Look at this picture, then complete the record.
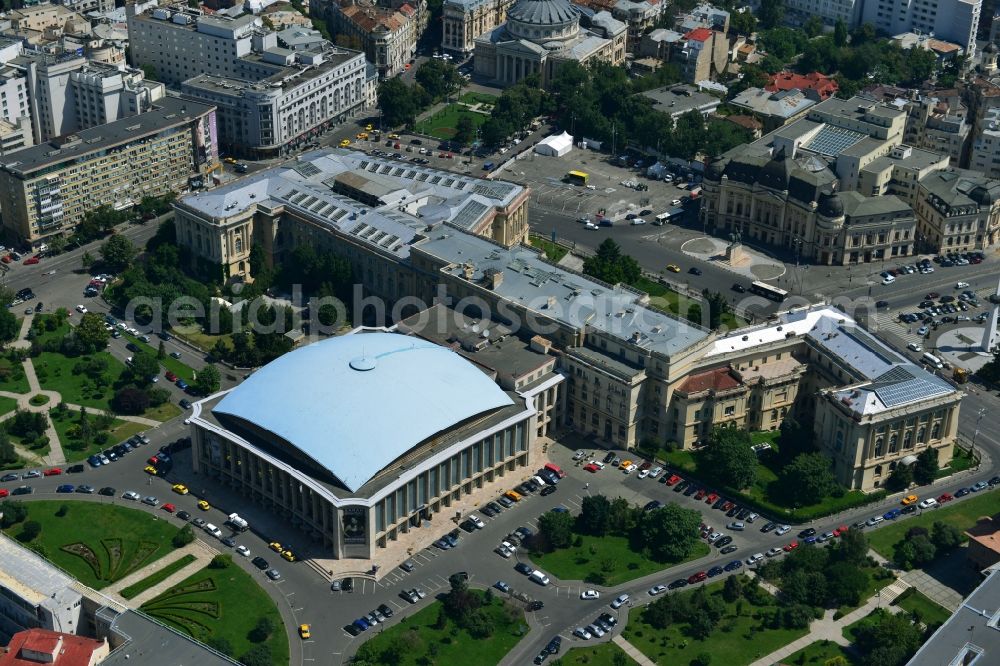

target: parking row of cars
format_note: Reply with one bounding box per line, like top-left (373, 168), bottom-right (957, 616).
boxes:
top-left (87, 432), bottom-right (152, 468)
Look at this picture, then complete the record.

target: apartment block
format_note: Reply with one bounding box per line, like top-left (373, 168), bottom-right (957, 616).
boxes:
top-left (0, 117), bottom-right (33, 156)
top-left (327, 0), bottom-right (421, 79)
top-left (914, 168), bottom-right (1000, 252)
top-left (0, 97), bottom-right (218, 247)
top-left (0, 536), bottom-right (83, 643)
top-left (861, 0), bottom-right (982, 56)
top-left (903, 92), bottom-right (970, 166)
top-left (442, 0), bottom-right (515, 54)
top-left (573, 0), bottom-right (662, 53)
top-left (970, 106), bottom-right (1000, 177)
top-left (127, 5), bottom-right (367, 157)
top-left (784, 0), bottom-right (862, 26)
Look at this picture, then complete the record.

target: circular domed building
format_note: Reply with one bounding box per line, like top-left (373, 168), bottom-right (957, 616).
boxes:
top-left (474, 0), bottom-right (626, 86)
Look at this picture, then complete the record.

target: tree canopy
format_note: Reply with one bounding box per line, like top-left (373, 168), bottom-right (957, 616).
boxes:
top-left (637, 504), bottom-right (702, 562)
top-left (779, 453), bottom-right (839, 506)
top-left (583, 239), bottom-right (642, 286)
top-left (699, 427), bottom-right (757, 490)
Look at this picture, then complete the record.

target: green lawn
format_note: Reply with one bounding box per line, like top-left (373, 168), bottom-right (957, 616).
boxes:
top-left (142, 564), bottom-right (288, 666)
top-left (459, 91), bottom-right (497, 106)
top-left (121, 553), bottom-right (196, 600)
top-left (0, 356), bottom-right (30, 393)
top-left (353, 591), bottom-right (525, 666)
top-left (31, 316), bottom-right (70, 347)
top-left (893, 588), bottom-right (951, 632)
top-left (633, 277), bottom-right (743, 330)
top-left (415, 103), bottom-right (488, 140)
top-left (33, 351), bottom-right (123, 409)
top-left (0, 395), bottom-right (19, 417)
top-left (171, 324), bottom-right (232, 355)
top-left (843, 607), bottom-right (889, 643)
top-left (938, 446), bottom-right (975, 478)
top-left (50, 409), bottom-right (148, 462)
top-left (5, 501), bottom-right (181, 590)
top-left (867, 488), bottom-right (999, 559)
top-left (529, 234), bottom-right (569, 262)
top-left (123, 333), bottom-right (196, 381)
top-left (559, 642), bottom-right (639, 666)
top-left (531, 533), bottom-right (710, 586)
top-left (784, 639), bottom-right (858, 666)
top-left (144, 401), bottom-right (183, 422)
top-left (623, 579), bottom-right (809, 666)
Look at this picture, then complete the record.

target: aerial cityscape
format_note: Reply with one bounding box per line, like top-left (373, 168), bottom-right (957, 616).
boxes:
top-left (0, 0), bottom-right (1000, 664)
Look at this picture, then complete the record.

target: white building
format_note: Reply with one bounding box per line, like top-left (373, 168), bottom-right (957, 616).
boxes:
top-left (970, 106), bottom-right (1000, 178)
top-left (127, 4), bottom-right (367, 157)
top-left (442, 0), bottom-right (515, 54)
top-left (0, 535), bottom-right (83, 642)
top-left (784, 0), bottom-right (862, 26)
top-left (860, 0), bottom-right (982, 56)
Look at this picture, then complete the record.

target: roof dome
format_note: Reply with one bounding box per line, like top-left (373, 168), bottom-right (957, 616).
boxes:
top-left (213, 332), bottom-right (514, 493)
top-left (985, 41), bottom-right (999, 55)
top-left (969, 185), bottom-right (994, 205)
top-left (817, 191), bottom-right (844, 218)
top-left (507, 0), bottom-right (578, 26)
top-left (705, 160), bottom-right (725, 181)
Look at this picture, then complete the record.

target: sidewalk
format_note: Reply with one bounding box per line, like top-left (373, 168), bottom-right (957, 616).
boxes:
top-left (612, 635), bottom-right (656, 666)
top-left (746, 578), bottom-right (909, 666)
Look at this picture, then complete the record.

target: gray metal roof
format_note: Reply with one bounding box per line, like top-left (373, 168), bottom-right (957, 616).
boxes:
top-left (507, 0), bottom-right (579, 25)
top-left (909, 568), bottom-right (1000, 666)
top-left (101, 610), bottom-right (239, 666)
top-left (0, 535), bottom-right (78, 610)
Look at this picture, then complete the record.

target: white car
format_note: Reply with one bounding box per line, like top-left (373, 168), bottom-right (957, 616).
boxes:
top-left (585, 222), bottom-right (599, 230)
top-left (630, 218), bottom-right (646, 225)
top-left (588, 460), bottom-right (605, 469)
top-left (866, 515), bottom-right (885, 526)
top-left (882, 276), bottom-right (895, 285)
top-left (918, 498), bottom-right (938, 510)
top-left (956, 282), bottom-right (970, 289)
top-left (495, 545), bottom-right (513, 558)
top-left (610, 593), bottom-right (630, 609)
top-left (775, 525), bottom-right (791, 536)
top-left (589, 623), bottom-right (606, 638)
top-left (907, 343), bottom-right (923, 352)
top-left (707, 531), bottom-right (723, 543)
top-left (204, 523), bottom-right (223, 538)
top-left (671, 198), bottom-right (682, 206)
top-left (580, 589), bottom-right (600, 600)
top-left (727, 521), bottom-right (746, 531)
top-left (649, 467), bottom-right (663, 478)
top-left (637, 469), bottom-right (649, 479)
top-left (573, 450), bottom-right (587, 461)
top-left (648, 584), bottom-right (667, 596)
top-left (470, 515), bottom-right (485, 529)
top-left (766, 547), bottom-right (783, 557)
top-left (573, 627), bottom-right (592, 640)
top-left (235, 545), bottom-right (251, 557)
top-left (122, 491), bottom-right (140, 501)
top-left (75, 304), bottom-right (88, 313)
top-left (746, 553), bottom-right (764, 566)
top-left (501, 541), bottom-right (517, 553)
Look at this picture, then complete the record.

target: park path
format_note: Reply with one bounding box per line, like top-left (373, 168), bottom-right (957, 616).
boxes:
top-left (745, 577), bottom-right (910, 666)
top-left (612, 635), bottom-right (656, 666)
top-left (61, 403), bottom-right (160, 428)
top-left (103, 538), bottom-right (217, 607)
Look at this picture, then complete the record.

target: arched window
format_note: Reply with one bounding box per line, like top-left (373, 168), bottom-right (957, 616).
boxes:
top-left (234, 237), bottom-right (243, 254)
top-left (931, 423), bottom-right (941, 440)
top-left (889, 461), bottom-right (897, 472)
top-left (903, 432), bottom-right (912, 449)
top-left (873, 437), bottom-right (883, 457)
top-left (889, 435), bottom-right (898, 453)
top-left (874, 464), bottom-right (883, 477)
top-left (917, 427), bottom-right (926, 443)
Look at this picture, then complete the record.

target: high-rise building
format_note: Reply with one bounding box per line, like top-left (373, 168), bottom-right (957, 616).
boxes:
top-left (860, 0), bottom-right (982, 56)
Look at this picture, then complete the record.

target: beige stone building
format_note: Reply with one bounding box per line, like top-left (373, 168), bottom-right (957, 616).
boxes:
top-left (442, 0), bottom-right (515, 54)
top-left (0, 97), bottom-right (217, 248)
top-left (328, 0), bottom-right (422, 80)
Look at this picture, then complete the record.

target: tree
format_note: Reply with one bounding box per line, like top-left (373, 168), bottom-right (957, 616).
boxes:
top-left (129, 352), bottom-right (160, 384)
top-left (172, 524), bottom-right (195, 547)
top-left (913, 447), bottom-right (939, 485)
top-left (377, 78), bottom-right (430, 127)
top-left (825, 561), bottom-right (869, 607)
top-left (729, 10), bottom-right (757, 35)
top-left (239, 644), bottom-right (273, 666)
top-left (779, 453), bottom-right (838, 506)
top-left (112, 387), bottom-right (150, 415)
top-left (885, 464), bottom-right (914, 492)
top-left (582, 239), bottom-right (642, 286)
top-left (833, 19), bottom-right (848, 46)
top-left (75, 312), bottom-right (110, 351)
top-left (722, 573), bottom-right (743, 602)
top-left (538, 509), bottom-right (574, 549)
top-left (415, 59), bottom-right (462, 102)
top-left (0, 432), bottom-right (17, 465)
top-left (853, 611), bottom-right (923, 666)
top-left (700, 427), bottom-right (757, 490)
top-left (0, 501), bottom-right (27, 528)
top-left (830, 526), bottom-right (868, 566)
top-left (192, 365), bottom-right (221, 396)
top-left (209, 554), bottom-right (232, 569)
top-left (100, 234), bottom-right (137, 273)
top-left (804, 15), bottom-right (824, 37)
top-left (20, 520), bottom-right (41, 542)
top-left (248, 615), bottom-right (274, 642)
top-left (454, 115), bottom-right (476, 146)
top-left (692, 653), bottom-right (712, 666)
top-left (930, 521), bottom-right (963, 552)
top-left (894, 533), bottom-right (936, 569)
top-left (758, 0), bottom-right (785, 29)
top-left (636, 503), bottom-right (701, 562)
top-left (0, 308), bottom-right (17, 347)
top-left (702, 290), bottom-right (731, 329)
top-left (578, 494), bottom-right (612, 536)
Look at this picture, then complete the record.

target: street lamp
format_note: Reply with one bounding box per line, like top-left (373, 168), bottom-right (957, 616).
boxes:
top-left (972, 407), bottom-right (986, 466)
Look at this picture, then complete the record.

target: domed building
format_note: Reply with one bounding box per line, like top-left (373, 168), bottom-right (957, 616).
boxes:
top-left (474, 0), bottom-right (626, 85)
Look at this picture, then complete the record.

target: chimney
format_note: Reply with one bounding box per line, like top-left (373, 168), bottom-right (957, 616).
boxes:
top-left (462, 262), bottom-right (474, 280)
top-left (530, 335), bottom-right (552, 354)
top-left (487, 269), bottom-right (503, 289)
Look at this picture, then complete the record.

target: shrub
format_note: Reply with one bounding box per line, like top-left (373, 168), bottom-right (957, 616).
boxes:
top-left (20, 520), bottom-right (41, 542)
top-left (172, 525), bottom-right (195, 548)
top-left (55, 504), bottom-right (69, 518)
top-left (209, 554), bottom-right (232, 569)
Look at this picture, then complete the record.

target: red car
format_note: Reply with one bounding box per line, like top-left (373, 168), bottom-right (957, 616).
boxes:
top-left (0, 489), bottom-right (8, 498)
top-left (23, 257), bottom-right (39, 265)
top-left (937, 492), bottom-right (954, 503)
top-left (639, 461), bottom-right (652, 471)
top-left (161, 503), bottom-right (176, 513)
top-left (694, 489), bottom-right (706, 500)
top-left (583, 463), bottom-right (599, 473)
top-left (721, 501), bottom-right (736, 511)
top-left (705, 492), bottom-right (719, 505)
top-left (43, 468), bottom-right (62, 476)
top-left (1, 255), bottom-right (10, 263)
top-left (687, 571), bottom-right (707, 584)
top-left (165, 371), bottom-right (178, 382)
top-left (784, 541), bottom-right (799, 552)
top-left (666, 474), bottom-right (681, 486)
top-left (148, 456), bottom-right (161, 466)
top-left (833, 525), bottom-right (849, 537)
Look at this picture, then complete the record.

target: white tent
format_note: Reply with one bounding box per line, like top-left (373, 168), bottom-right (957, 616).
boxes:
top-left (534, 131), bottom-right (574, 157)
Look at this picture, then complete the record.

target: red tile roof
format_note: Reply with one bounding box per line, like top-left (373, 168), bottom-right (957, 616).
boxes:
top-left (677, 367), bottom-right (741, 394)
top-left (765, 71), bottom-right (839, 100)
top-left (684, 27), bottom-right (712, 42)
top-left (0, 630), bottom-right (107, 666)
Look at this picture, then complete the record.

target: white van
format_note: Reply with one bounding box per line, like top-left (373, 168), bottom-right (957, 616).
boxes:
top-left (529, 570), bottom-right (550, 586)
top-left (922, 352), bottom-right (944, 369)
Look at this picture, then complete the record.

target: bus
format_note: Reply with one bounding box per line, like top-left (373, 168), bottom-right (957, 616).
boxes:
top-left (749, 281), bottom-right (788, 302)
top-left (566, 170), bottom-right (589, 186)
top-left (654, 207), bottom-right (685, 226)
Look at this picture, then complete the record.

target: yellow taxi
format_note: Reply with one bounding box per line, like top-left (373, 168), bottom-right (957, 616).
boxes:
top-left (504, 490), bottom-right (522, 502)
top-left (298, 624), bottom-right (311, 639)
top-left (339, 139), bottom-right (351, 148)
top-left (365, 124), bottom-right (373, 131)
top-left (281, 549), bottom-right (297, 562)
top-left (269, 541), bottom-right (283, 553)
top-left (198, 500), bottom-right (211, 511)
top-left (901, 494), bottom-right (919, 506)
top-left (666, 264), bottom-right (681, 273)
top-left (172, 484), bottom-right (189, 495)
top-left (388, 133), bottom-right (400, 139)
top-left (224, 157), bottom-right (237, 164)
top-left (356, 132), bottom-right (369, 140)
top-left (144, 465), bottom-right (158, 475)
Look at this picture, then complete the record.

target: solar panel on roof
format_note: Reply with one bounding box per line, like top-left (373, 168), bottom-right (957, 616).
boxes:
top-left (292, 162), bottom-right (321, 178)
top-left (803, 125), bottom-right (867, 157)
top-left (874, 378), bottom-right (950, 407)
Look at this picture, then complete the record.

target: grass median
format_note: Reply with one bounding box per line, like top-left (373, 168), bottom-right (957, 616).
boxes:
top-left (893, 588), bottom-right (950, 632)
top-left (121, 553), bottom-right (196, 600)
top-left (866, 488), bottom-right (999, 559)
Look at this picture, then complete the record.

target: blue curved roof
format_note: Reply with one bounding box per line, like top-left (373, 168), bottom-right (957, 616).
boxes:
top-left (213, 332), bottom-right (514, 493)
